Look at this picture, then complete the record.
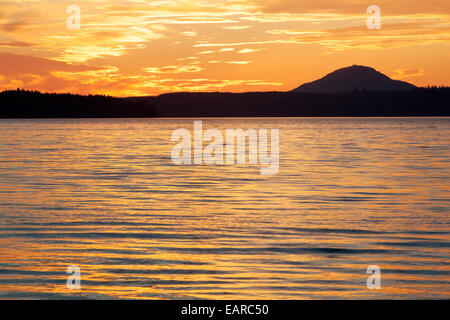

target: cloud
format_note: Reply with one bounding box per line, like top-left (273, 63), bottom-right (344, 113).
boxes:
top-left (144, 63), bottom-right (202, 74)
top-left (0, 53), bottom-right (101, 76)
top-left (268, 22), bottom-right (450, 50)
top-left (182, 31), bottom-right (197, 36)
top-left (1, 20), bottom-right (27, 32)
top-left (252, 0), bottom-right (450, 15)
top-left (238, 48), bottom-right (260, 53)
top-left (392, 68), bottom-right (425, 79)
top-left (0, 40), bottom-right (34, 47)
top-left (0, 52), bottom-right (117, 93)
top-left (208, 60), bottom-right (250, 64)
top-left (139, 78), bottom-right (284, 93)
top-left (194, 40), bottom-right (295, 47)
top-left (222, 25), bottom-right (252, 30)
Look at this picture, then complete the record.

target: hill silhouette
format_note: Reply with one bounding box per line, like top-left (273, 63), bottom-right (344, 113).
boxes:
top-left (293, 65), bottom-right (416, 93)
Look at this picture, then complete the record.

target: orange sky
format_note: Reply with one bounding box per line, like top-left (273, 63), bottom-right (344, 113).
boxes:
top-left (0, 0), bottom-right (449, 96)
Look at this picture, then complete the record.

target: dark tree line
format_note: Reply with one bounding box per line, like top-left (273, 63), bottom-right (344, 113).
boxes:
top-left (0, 87), bottom-right (449, 118)
top-left (0, 89), bottom-right (157, 118)
top-left (152, 87), bottom-right (450, 117)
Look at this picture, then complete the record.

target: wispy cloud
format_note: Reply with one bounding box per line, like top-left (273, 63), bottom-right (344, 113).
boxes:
top-left (144, 63), bottom-right (203, 74)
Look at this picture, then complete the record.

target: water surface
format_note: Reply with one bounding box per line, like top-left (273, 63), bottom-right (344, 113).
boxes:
top-left (0, 118), bottom-right (449, 299)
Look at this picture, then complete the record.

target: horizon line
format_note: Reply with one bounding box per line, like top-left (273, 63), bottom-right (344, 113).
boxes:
top-left (2, 86), bottom-right (450, 99)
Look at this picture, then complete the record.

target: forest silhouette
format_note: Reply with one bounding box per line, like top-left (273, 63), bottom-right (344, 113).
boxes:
top-left (0, 86), bottom-right (449, 118)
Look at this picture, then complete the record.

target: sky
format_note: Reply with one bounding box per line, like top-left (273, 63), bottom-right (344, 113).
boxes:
top-left (0, 0), bottom-right (449, 96)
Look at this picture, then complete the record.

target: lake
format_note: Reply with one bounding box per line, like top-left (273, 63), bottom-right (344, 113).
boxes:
top-left (0, 118), bottom-right (449, 299)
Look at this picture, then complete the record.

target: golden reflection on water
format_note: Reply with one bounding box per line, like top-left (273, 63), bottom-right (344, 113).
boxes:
top-left (0, 118), bottom-right (449, 299)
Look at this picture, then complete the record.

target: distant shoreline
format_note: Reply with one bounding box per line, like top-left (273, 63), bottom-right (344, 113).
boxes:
top-left (1, 88), bottom-right (449, 118)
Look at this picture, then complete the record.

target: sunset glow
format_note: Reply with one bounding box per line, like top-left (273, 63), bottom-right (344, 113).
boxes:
top-left (0, 0), bottom-right (449, 96)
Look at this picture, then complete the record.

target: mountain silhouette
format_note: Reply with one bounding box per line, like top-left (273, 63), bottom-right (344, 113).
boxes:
top-left (293, 65), bottom-right (416, 93)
